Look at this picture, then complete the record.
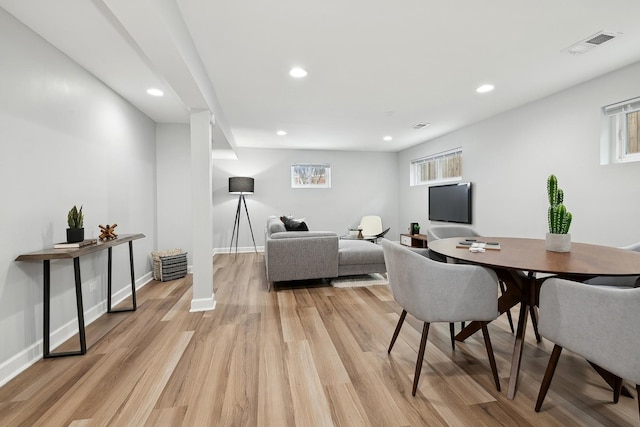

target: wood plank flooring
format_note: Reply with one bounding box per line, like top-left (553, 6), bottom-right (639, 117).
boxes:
top-left (0, 253), bottom-right (637, 426)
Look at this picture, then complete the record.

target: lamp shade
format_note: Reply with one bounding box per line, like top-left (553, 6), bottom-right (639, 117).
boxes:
top-left (229, 177), bottom-right (254, 194)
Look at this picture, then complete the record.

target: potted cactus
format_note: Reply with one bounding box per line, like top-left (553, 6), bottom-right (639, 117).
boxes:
top-left (66, 205), bottom-right (85, 243)
top-left (546, 175), bottom-right (572, 252)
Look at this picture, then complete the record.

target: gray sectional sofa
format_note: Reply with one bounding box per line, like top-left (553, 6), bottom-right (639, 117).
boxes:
top-left (265, 216), bottom-right (386, 289)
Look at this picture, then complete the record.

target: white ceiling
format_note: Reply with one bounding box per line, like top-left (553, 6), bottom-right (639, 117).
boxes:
top-left (3, 0), bottom-right (640, 152)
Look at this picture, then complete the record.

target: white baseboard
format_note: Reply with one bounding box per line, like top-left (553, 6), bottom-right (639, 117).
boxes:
top-left (0, 342), bottom-right (43, 389)
top-left (190, 295), bottom-right (216, 312)
top-left (213, 246), bottom-right (264, 254)
top-left (0, 272), bottom-right (153, 388)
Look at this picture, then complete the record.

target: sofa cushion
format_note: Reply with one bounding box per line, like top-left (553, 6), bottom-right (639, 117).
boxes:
top-left (338, 240), bottom-right (385, 266)
top-left (267, 218), bottom-right (286, 234)
top-left (280, 215), bottom-right (309, 231)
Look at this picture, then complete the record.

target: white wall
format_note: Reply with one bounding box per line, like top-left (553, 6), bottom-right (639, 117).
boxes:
top-left (155, 127), bottom-right (402, 256)
top-left (212, 148), bottom-right (400, 251)
top-left (0, 9), bottom-right (157, 385)
top-left (156, 124), bottom-right (192, 263)
top-left (398, 60), bottom-right (640, 246)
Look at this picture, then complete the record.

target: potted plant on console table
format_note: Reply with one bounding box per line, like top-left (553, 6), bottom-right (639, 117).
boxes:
top-left (546, 174), bottom-right (572, 252)
top-left (66, 205), bottom-right (84, 243)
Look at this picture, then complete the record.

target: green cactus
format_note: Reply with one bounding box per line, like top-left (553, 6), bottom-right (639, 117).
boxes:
top-left (547, 174), bottom-right (557, 206)
top-left (67, 205), bottom-right (84, 229)
top-left (546, 175), bottom-right (571, 234)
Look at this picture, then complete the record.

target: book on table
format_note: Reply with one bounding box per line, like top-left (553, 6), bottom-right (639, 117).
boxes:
top-left (455, 241), bottom-right (501, 250)
top-left (54, 239), bottom-right (98, 249)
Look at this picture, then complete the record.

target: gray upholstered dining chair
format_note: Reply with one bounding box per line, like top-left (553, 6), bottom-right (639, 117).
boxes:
top-left (426, 224), bottom-right (516, 337)
top-left (535, 278), bottom-right (640, 420)
top-left (583, 242), bottom-right (640, 288)
top-left (426, 225), bottom-right (481, 263)
top-left (425, 224), bottom-right (481, 242)
top-left (381, 239), bottom-right (501, 396)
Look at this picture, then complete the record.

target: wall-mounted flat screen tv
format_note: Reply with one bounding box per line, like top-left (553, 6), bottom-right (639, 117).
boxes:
top-left (428, 182), bottom-right (472, 224)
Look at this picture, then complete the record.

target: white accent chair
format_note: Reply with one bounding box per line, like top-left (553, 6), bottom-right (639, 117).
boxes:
top-left (535, 278), bottom-right (640, 420)
top-left (358, 215), bottom-right (389, 242)
top-left (359, 215), bottom-right (383, 236)
top-left (381, 239), bottom-right (501, 396)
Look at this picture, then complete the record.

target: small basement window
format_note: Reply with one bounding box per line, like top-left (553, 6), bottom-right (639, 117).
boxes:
top-left (601, 96), bottom-right (640, 164)
top-left (410, 148), bottom-right (462, 186)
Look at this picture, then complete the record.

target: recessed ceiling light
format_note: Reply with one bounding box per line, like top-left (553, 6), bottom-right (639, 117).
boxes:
top-left (383, 136), bottom-right (393, 141)
top-left (289, 67), bottom-right (308, 78)
top-left (146, 88), bottom-right (164, 97)
top-left (277, 130), bottom-right (288, 136)
top-left (476, 84), bottom-right (494, 93)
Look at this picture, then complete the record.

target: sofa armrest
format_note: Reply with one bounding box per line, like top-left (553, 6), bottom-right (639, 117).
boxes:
top-left (265, 233), bottom-right (339, 283)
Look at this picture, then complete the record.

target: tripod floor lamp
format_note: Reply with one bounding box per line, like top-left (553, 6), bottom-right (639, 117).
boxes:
top-left (229, 177), bottom-right (257, 255)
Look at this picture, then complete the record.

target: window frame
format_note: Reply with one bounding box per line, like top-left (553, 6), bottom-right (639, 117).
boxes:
top-left (602, 96), bottom-right (640, 164)
top-left (410, 148), bottom-right (463, 186)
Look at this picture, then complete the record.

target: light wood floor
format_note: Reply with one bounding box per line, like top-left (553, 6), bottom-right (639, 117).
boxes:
top-left (0, 253), bottom-right (637, 426)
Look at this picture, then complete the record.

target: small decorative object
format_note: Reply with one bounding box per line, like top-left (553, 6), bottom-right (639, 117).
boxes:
top-left (99, 224), bottom-right (118, 241)
top-left (66, 205), bottom-right (84, 243)
top-left (410, 222), bottom-right (420, 235)
top-left (545, 174), bottom-right (572, 252)
top-left (357, 227), bottom-right (364, 239)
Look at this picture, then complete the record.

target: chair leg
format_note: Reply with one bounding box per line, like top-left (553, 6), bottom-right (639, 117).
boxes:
top-left (529, 305), bottom-right (541, 343)
top-left (612, 376), bottom-right (623, 403)
top-left (449, 322), bottom-right (456, 350)
top-left (499, 281), bottom-right (515, 334)
top-left (480, 322), bottom-right (501, 392)
top-left (636, 384), bottom-right (640, 421)
top-left (412, 322), bottom-right (430, 396)
top-left (588, 361), bottom-right (633, 399)
top-left (388, 310), bottom-right (407, 353)
top-left (535, 344), bottom-right (563, 412)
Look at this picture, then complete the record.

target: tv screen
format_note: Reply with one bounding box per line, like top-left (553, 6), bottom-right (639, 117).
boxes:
top-left (428, 182), bottom-right (472, 224)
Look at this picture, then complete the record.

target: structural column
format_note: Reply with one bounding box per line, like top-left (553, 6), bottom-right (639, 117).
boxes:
top-left (189, 109), bottom-right (215, 312)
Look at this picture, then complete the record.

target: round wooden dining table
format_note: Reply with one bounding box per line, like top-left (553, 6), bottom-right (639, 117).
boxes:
top-left (428, 237), bottom-right (640, 399)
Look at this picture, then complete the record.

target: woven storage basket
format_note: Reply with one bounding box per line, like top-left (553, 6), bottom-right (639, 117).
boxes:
top-left (151, 249), bottom-right (187, 281)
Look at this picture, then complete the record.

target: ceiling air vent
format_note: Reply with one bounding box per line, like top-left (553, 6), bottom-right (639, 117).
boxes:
top-left (412, 123), bottom-right (430, 130)
top-left (567, 31), bottom-right (620, 55)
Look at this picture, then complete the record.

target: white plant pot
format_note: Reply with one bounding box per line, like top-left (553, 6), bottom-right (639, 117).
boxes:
top-left (546, 232), bottom-right (571, 252)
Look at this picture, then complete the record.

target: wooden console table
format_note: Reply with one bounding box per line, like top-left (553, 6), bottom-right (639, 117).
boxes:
top-left (400, 233), bottom-right (428, 248)
top-left (16, 233), bottom-right (145, 358)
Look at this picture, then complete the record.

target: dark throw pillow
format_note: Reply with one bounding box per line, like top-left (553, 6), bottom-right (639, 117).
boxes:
top-left (280, 215), bottom-right (309, 231)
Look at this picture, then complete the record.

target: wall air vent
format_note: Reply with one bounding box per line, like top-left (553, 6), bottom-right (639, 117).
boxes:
top-left (567, 31), bottom-right (620, 55)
